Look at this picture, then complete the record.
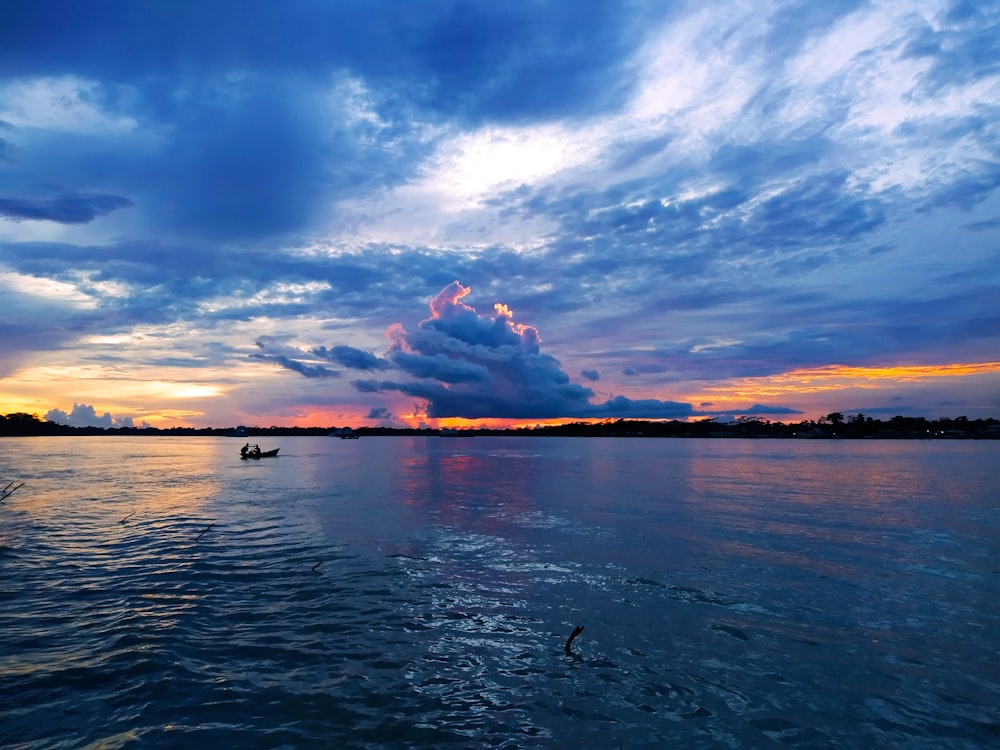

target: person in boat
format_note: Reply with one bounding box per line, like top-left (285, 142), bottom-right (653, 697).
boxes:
top-left (252, 444), bottom-right (261, 457)
top-left (241, 443), bottom-right (250, 457)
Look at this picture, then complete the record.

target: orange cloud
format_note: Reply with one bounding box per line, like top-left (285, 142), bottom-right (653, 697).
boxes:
top-left (681, 361), bottom-right (1000, 420)
top-left (732, 362), bottom-right (1000, 396)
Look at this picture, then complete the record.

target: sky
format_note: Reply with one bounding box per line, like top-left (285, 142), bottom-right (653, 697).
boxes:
top-left (1, 0), bottom-right (998, 430)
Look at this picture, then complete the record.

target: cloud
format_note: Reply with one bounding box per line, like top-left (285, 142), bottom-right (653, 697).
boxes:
top-left (366, 406), bottom-right (391, 420)
top-left (45, 403), bottom-right (135, 428)
top-left (0, 1), bottom-right (996, 427)
top-left (0, 191), bottom-right (132, 223)
top-left (0, 1), bottom-right (669, 245)
top-left (903, 4), bottom-right (1000, 97)
top-left (313, 345), bottom-right (389, 371)
top-left (252, 353), bottom-right (340, 379)
top-left (389, 350), bottom-right (492, 384)
top-left (332, 281), bottom-right (705, 420)
top-left (0, 1), bottom-right (661, 124)
top-left (252, 338), bottom-right (340, 379)
top-left (739, 403), bottom-right (803, 416)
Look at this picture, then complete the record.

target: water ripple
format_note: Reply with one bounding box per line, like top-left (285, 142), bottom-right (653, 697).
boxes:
top-left (2, 436), bottom-right (999, 748)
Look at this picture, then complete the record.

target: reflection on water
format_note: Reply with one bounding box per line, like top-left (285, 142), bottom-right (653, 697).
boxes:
top-left (1, 436), bottom-right (998, 748)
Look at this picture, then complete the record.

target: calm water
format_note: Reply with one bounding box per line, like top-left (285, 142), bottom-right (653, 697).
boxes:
top-left (1, 436), bottom-right (998, 749)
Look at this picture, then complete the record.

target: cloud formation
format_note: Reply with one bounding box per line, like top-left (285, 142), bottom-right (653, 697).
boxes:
top-left (0, 1), bottom-right (997, 426)
top-left (0, 191), bottom-right (132, 223)
top-left (45, 403), bottom-right (136, 428)
top-left (269, 281), bottom-right (797, 421)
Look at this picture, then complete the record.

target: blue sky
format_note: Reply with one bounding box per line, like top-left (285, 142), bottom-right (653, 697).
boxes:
top-left (1, 0), bottom-right (998, 428)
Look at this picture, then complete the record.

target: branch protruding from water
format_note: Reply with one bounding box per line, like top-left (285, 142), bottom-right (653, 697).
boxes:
top-left (1, 481), bottom-right (24, 503)
top-left (565, 625), bottom-right (584, 655)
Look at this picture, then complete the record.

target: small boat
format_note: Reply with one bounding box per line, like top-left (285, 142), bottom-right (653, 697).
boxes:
top-left (240, 448), bottom-right (279, 460)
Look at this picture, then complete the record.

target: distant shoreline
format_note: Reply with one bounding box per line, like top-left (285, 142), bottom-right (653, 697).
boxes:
top-left (2, 413), bottom-right (998, 440)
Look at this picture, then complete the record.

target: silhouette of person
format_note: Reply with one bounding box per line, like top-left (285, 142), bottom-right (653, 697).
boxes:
top-left (241, 443), bottom-right (250, 457)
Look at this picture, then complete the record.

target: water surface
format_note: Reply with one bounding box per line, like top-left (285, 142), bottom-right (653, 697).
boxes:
top-left (1, 436), bottom-right (997, 748)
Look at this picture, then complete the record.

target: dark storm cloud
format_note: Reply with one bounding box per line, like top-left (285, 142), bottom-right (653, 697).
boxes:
top-left (0, 191), bottom-right (132, 223)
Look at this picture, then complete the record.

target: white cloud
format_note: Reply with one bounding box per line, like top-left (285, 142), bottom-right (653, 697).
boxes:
top-left (0, 77), bottom-right (138, 133)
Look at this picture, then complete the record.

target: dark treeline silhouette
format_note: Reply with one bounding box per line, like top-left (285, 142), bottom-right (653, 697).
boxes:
top-left (2, 411), bottom-right (999, 439)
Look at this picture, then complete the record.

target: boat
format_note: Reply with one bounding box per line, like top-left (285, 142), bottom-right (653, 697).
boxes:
top-left (240, 448), bottom-right (279, 460)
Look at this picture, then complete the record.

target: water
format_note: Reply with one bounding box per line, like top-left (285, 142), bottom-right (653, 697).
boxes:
top-left (1, 436), bottom-right (998, 748)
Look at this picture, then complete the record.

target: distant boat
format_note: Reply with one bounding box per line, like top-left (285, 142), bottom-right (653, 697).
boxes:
top-left (330, 428), bottom-right (360, 439)
top-left (240, 448), bottom-right (279, 460)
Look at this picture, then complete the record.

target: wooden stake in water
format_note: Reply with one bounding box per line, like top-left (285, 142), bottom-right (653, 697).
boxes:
top-left (196, 523), bottom-right (215, 541)
top-left (120, 511), bottom-right (136, 524)
top-left (312, 560), bottom-right (323, 571)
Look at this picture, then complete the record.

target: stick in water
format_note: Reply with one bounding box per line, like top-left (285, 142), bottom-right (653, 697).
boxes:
top-left (565, 625), bottom-right (585, 655)
top-left (120, 511), bottom-right (136, 524)
top-left (312, 560), bottom-right (323, 571)
top-left (196, 523), bottom-right (215, 541)
top-left (1, 482), bottom-right (24, 503)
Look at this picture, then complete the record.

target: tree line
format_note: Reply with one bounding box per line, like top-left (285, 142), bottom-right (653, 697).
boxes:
top-left (2, 411), bottom-right (998, 438)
